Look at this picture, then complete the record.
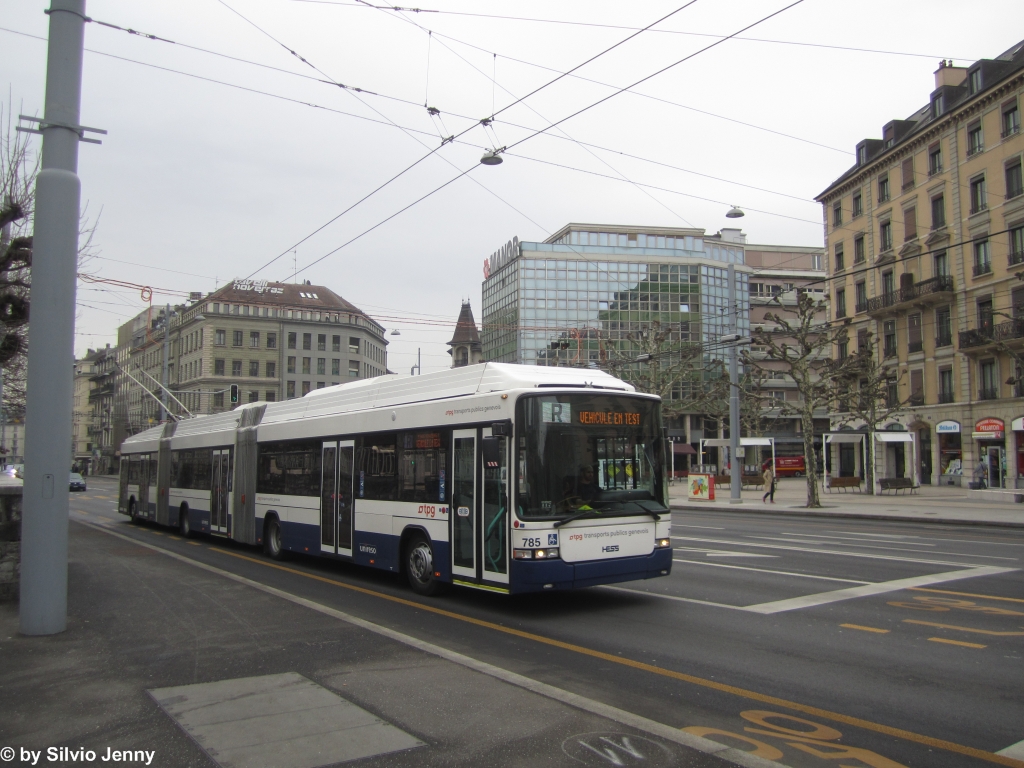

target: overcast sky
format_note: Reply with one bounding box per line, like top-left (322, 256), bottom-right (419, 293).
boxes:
top-left (4, 0), bottom-right (1021, 373)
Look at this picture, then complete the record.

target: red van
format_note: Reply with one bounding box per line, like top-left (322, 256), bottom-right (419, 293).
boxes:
top-left (763, 456), bottom-right (806, 477)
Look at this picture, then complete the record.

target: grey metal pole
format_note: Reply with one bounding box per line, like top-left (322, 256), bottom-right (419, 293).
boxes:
top-left (728, 265), bottom-right (741, 503)
top-left (160, 303), bottom-right (170, 421)
top-left (20, 0), bottom-right (88, 635)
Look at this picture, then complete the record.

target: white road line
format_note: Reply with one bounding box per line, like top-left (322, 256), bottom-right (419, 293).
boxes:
top-left (742, 566), bottom-right (1018, 615)
top-left (672, 536), bottom-right (992, 568)
top-left (782, 532), bottom-right (935, 546)
top-left (705, 553), bottom-right (777, 559)
top-left (672, 524), bottom-right (726, 530)
top-left (826, 530), bottom-right (1024, 548)
top-left (671, 559), bottom-right (869, 584)
top-left (996, 739), bottom-right (1024, 759)
top-left (751, 536), bottom-right (1018, 561)
top-left (599, 586), bottom-right (746, 610)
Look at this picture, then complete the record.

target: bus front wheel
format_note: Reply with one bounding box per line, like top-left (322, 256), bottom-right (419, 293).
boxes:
top-left (179, 505), bottom-right (191, 538)
top-left (128, 499), bottom-right (139, 524)
top-left (405, 536), bottom-right (443, 596)
top-left (264, 518), bottom-right (285, 561)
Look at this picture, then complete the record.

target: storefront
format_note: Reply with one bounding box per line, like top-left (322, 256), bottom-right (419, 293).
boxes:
top-left (1013, 417), bottom-right (1024, 490)
top-left (936, 420), bottom-right (962, 486)
top-left (972, 418), bottom-right (1006, 489)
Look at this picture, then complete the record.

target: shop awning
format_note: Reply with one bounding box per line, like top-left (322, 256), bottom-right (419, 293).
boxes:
top-left (702, 437), bottom-right (774, 447)
top-left (875, 432), bottom-right (912, 443)
top-left (825, 433), bottom-right (866, 444)
top-left (673, 443), bottom-right (697, 454)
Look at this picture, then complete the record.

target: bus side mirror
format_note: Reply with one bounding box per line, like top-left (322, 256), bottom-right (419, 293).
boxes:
top-left (482, 437), bottom-right (502, 468)
top-left (491, 422), bottom-right (510, 436)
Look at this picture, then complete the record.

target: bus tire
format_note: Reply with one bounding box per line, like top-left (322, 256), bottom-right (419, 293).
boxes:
top-left (264, 517), bottom-right (285, 561)
top-left (179, 505), bottom-right (191, 538)
top-left (128, 498), bottom-right (140, 524)
top-left (405, 535), bottom-right (443, 596)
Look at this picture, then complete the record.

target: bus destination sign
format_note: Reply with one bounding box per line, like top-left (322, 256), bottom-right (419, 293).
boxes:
top-left (578, 411), bottom-right (641, 426)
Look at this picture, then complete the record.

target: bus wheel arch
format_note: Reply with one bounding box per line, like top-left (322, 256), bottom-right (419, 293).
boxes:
top-left (263, 513), bottom-right (284, 560)
top-left (401, 527), bottom-right (444, 596)
top-left (178, 503), bottom-right (191, 537)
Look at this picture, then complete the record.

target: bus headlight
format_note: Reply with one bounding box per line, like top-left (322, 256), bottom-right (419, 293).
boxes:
top-left (514, 548), bottom-right (560, 560)
top-left (656, 538), bottom-right (672, 548)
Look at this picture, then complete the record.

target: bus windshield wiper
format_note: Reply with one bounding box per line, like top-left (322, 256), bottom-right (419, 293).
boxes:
top-left (554, 502), bottom-right (663, 527)
top-left (553, 509), bottom-right (605, 528)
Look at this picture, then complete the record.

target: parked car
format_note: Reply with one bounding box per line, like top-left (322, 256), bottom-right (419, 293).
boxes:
top-left (70, 472), bottom-right (87, 492)
top-left (763, 456), bottom-right (806, 477)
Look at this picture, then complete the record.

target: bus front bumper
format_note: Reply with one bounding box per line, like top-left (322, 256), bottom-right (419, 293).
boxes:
top-left (510, 547), bottom-right (672, 593)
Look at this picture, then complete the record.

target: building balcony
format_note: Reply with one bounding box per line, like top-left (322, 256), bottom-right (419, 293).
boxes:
top-left (908, 393), bottom-right (925, 407)
top-left (1010, 251), bottom-right (1024, 267)
top-left (865, 275), bottom-right (954, 317)
top-left (883, 343), bottom-right (898, 359)
top-left (1003, 124), bottom-right (1021, 139)
top-left (908, 340), bottom-right (923, 354)
top-left (938, 391), bottom-right (955, 404)
top-left (855, 300), bottom-right (868, 314)
top-left (979, 387), bottom-right (1000, 401)
top-left (959, 318), bottom-right (1024, 351)
top-left (936, 333), bottom-right (953, 348)
top-left (973, 261), bottom-right (992, 277)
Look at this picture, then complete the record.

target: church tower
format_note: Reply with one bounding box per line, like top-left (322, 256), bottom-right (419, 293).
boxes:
top-left (447, 301), bottom-right (484, 368)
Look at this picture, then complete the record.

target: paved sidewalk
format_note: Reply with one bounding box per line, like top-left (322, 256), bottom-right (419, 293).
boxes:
top-left (0, 520), bottom-right (775, 768)
top-left (670, 477), bottom-right (1024, 527)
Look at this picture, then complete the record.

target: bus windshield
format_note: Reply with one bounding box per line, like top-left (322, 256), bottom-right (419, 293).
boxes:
top-left (515, 393), bottom-right (665, 520)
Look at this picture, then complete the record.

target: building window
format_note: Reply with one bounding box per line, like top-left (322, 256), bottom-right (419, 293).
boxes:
top-left (267, 332), bottom-right (277, 349)
top-left (969, 176), bottom-right (987, 213)
top-left (215, 358), bottom-right (225, 376)
top-left (317, 358), bottom-right (326, 375)
top-left (883, 320), bottom-right (897, 358)
top-left (837, 339), bottom-right (848, 359)
top-left (349, 360), bottom-right (360, 378)
top-left (287, 381), bottom-right (296, 399)
top-left (317, 334), bottom-right (326, 351)
top-left (928, 144), bottom-right (942, 176)
top-left (978, 297), bottom-right (994, 332)
top-left (936, 307), bottom-right (952, 347)
top-left (852, 192), bottom-right (862, 218)
top-left (287, 356), bottom-right (296, 374)
top-left (316, 382), bottom-right (326, 389)
top-left (248, 390), bottom-right (259, 404)
top-left (934, 249), bottom-right (949, 277)
top-left (903, 207), bottom-right (917, 242)
top-left (834, 242), bottom-right (844, 271)
top-left (901, 157), bottom-right (915, 191)
top-left (879, 220), bottom-right (892, 251)
top-left (232, 360), bottom-right (242, 376)
top-left (973, 239), bottom-right (992, 276)
top-left (855, 281), bottom-right (867, 312)
top-left (332, 335), bottom-right (341, 352)
top-left (287, 332), bottom-right (297, 349)
top-left (812, 252), bottom-right (822, 271)
top-left (249, 360), bottom-right (259, 377)
top-left (349, 337), bottom-right (360, 354)
top-left (854, 236), bottom-right (865, 263)
top-left (938, 367), bottom-right (954, 403)
top-left (302, 357), bottom-right (311, 375)
top-left (1006, 159), bottom-right (1023, 199)
top-left (835, 289), bottom-right (846, 318)
top-left (303, 333), bottom-right (312, 350)
top-left (214, 392), bottom-right (224, 407)
top-left (265, 391), bottom-right (276, 402)
top-left (857, 145), bottom-right (867, 165)
top-left (250, 331), bottom-right (260, 348)
top-left (215, 330), bottom-right (226, 346)
top-left (332, 358), bottom-right (340, 376)
top-left (301, 381), bottom-right (311, 396)
top-left (1010, 225), bottom-right (1024, 266)
top-left (908, 313), bottom-right (922, 353)
top-left (931, 195), bottom-right (945, 229)
top-left (882, 271), bottom-right (895, 295)
top-left (232, 330), bottom-right (243, 347)
top-left (266, 361), bottom-right (276, 378)
top-left (967, 122), bottom-right (984, 156)
top-left (1004, 101), bottom-right (1021, 138)
top-left (885, 377), bottom-right (899, 408)
top-left (979, 359), bottom-right (998, 400)
top-left (933, 93), bottom-right (944, 119)
top-left (832, 203), bottom-right (842, 227)
top-left (909, 369), bottom-right (924, 405)
top-left (878, 174), bottom-right (890, 202)
top-left (969, 68), bottom-right (982, 95)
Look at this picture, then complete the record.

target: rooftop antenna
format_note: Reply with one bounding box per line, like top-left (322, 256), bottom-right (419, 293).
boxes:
top-left (292, 250), bottom-right (297, 283)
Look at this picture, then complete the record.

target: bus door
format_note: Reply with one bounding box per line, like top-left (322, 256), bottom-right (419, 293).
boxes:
top-left (480, 427), bottom-right (509, 584)
top-left (137, 454), bottom-right (150, 519)
top-left (321, 440), bottom-right (355, 556)
top-left (147, 456), bottom-right (158, 519)
top-left (211, 448), bottom-right (231, 534)
top-left (451, 429), bottom-right (477, 579)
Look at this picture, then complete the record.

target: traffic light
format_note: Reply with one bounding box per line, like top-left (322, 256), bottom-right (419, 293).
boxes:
top-left (229, 384), bottom-right (239, 404)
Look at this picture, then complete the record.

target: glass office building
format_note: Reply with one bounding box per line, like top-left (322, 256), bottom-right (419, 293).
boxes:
top-left (481, 224), bottom-right (749, 371)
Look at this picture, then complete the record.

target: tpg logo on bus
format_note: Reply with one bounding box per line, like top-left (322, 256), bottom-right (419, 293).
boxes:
top-left (482, 236), bottom-right (519, 279)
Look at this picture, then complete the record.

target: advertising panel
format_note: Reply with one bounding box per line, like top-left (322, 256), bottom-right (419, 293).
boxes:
top-left (688, 473), bottom-right (715, 501)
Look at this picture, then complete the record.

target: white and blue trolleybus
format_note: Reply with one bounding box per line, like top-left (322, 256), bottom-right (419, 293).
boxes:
top-left (119, 363), bottom-right (672, 594)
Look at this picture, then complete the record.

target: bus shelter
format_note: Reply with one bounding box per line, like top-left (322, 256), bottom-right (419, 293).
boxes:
top-left (822, 432), bottom-right (868, 491)
top-left (698, 437), bottom-right (775, 474)
top-left (874, 431), bottom-right (916, 488)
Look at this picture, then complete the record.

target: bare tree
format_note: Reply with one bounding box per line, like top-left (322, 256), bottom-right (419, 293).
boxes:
top-left (832, 330), bottom-right (908, 493)
top-left (743, 291), bottom-right (850, 508)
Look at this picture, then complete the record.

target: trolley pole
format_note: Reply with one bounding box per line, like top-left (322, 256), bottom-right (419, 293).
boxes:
top-left (728, 265), bottom-right (742, 503)
top-left (20, 0), bottom-right (95, 635)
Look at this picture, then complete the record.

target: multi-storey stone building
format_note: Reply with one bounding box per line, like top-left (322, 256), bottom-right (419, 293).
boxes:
top-left (817, 41), bottom-right (1024, 488)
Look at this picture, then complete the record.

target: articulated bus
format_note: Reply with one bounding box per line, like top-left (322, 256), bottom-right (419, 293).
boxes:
top-left (119, 363), bottom-right (672, 595)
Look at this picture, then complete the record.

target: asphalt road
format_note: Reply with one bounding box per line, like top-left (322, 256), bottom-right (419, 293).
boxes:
top-left (69, 476), bottom-right (1024, 768)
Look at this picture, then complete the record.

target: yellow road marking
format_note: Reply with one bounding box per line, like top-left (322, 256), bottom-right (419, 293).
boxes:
top-left (904, 620), bottom-right (1024, 636)
top-left (150, 531), bottom-right (163, 536)
top-left (207, 547), bottom-right (1020, 767)
top-left (168, 536), bottom-right (181, 541)
top-left (187, 541), bottom-right (201, 546)
top-left (839, 624), bottom-right (889, 634)
top-left (928, 638), bottom-right (986, 649)
top-left (910, 588), bottom-right (1024, 604)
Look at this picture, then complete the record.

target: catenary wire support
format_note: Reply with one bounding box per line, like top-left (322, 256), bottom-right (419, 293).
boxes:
top-left (17, 114), bottom-right (107, 144)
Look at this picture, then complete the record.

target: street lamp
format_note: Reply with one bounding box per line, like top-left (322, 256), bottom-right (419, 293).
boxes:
top-left (480, 148), bottom-right (504, 166)
top-left (726, 206), bottom-right (745, 219)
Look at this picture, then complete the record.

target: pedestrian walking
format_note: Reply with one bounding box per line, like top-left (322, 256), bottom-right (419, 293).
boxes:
top-left (762, 463), bottom-right (776, 504)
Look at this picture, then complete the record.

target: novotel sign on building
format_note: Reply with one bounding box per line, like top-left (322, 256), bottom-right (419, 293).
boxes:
top-left (483, 236), bottom-right (519, 279)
